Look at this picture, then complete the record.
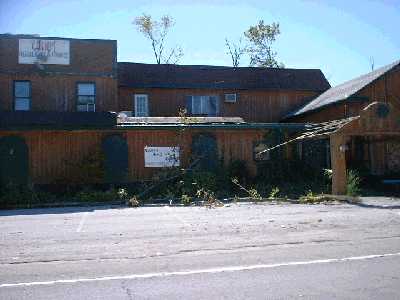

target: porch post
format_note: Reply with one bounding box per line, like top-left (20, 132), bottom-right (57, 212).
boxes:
top-left (330, 134), bottom-right (348, 195)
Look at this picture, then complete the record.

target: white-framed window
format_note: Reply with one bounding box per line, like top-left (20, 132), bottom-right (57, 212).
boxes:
top-left (14, 81), bottom-right (31, 111)
top-left (224, 93), bottom-right (237, 103)
top-left (187, 95), bottom-right (219, 116)
top-left (77, 82), bottom-right (96, 112)
top-left (134, 94), bottom-right (149, 117)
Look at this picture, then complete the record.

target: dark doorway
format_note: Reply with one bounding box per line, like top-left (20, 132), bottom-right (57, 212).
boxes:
top-left (0, 135), bottom-right (29, 186)
top-left (192, 133), bottom-right (218, 171)
top-left (102, 135), bottom-right (128, 184)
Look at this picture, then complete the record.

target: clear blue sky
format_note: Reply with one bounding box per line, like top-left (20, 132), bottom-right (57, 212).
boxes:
top-left (1, 0), bottom-right (399, 86)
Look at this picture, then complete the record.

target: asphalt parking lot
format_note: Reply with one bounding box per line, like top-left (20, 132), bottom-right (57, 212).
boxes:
top-left (1, 197), bottom-right (400, 299)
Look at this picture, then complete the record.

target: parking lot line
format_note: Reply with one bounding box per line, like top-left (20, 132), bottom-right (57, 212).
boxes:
top-left (76, 212), bottom-right (89, 233)
top-left (1, 252), bottom-right (399, 288)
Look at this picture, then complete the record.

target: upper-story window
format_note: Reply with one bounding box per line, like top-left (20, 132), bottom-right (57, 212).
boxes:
top-left (134, 94), bottom-right (149, 117)
top-left (186, 96), bottom-right (219, 116)
top-left (77, 83), bottom-right (96, 112)
top-left (14, 81), bottom-right (31, 111)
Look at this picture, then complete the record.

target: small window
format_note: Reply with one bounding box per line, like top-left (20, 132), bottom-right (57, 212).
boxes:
top-left (77, 83), bottom-right (96, 112)
top-left (14, 81), bottom-right (31, 111)
top-left (187, 96), bottom-right (219, 116)
top-left (134, 94), bottom-right (149, 117)
top-left (225, 93), bottom-right (237, 103)
top-left (254, 142), bottom-right (271, 161)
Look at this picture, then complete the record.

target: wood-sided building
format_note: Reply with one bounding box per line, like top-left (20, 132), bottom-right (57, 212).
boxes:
top-left (117, 63), bottom-right (330, 122)
top-left (0, 33), bottom-right (332, 187)
top-left (0, 114), bottom-right (308, 185)
top-left (285, 60), bottom-right (400, 194)
top-left (285, 60), bottom-right (400, 123)
top-left (0, 34), bottom-right (118, 112)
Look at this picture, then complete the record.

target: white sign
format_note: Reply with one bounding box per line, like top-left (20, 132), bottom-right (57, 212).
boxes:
top-left (18, 39), bottom-right (70, 65)
top-left (144, 147), bottom-right (180, 167)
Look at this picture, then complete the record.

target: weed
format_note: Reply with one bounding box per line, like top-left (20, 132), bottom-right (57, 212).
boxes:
top-left (269, 187), bottom-right (280, 199)
top-left (181, 194), bottom-right (192, 206)
top-left (347, 170), bottom-right (362, 196)
top-left (231, 178), bottom-right (262, 202)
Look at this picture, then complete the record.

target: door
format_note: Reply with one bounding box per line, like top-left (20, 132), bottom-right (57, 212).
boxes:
top-left (192, 133), bottom-right (218, 171)
top-left (0, 136), bottom-right (29, 186)
top-left (102, 135), bottom-right (128, 184)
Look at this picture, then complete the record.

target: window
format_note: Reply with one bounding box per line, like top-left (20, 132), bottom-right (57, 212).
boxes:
top-left (77, 83), bottom-right (95, 112)
top-left (224, 93), bottom-right (237, 103)
top-left (134, 94), bottom-right (149, 117)
top-left (186, 96), bottom-right (219, 116)
top-left (14, 81), bottom-right (31, 111)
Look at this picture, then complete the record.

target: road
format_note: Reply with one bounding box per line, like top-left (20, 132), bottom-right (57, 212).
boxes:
top-left (0, 198), bottom-right (400, 299)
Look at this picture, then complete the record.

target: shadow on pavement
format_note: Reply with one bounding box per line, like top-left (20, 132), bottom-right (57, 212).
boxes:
top-left (0, 204), bottom-right (126, 217)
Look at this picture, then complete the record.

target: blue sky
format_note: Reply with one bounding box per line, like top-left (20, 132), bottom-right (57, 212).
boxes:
top-left (1, 0), bottom-right (399, 86)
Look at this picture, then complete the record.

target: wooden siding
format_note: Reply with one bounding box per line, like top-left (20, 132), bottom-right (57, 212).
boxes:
top-left (330, 102), bottom-right (400, 194)
top-left (0, 73), bottom-right (118, 112)
top-left (0, 129), bottom-right (267, 185)
top-left (0, 36), bottom-right (117, 75)
top-left (118, 87), bottom-right (319, 122)
top-left (294, 65), bottom-right (400, 123)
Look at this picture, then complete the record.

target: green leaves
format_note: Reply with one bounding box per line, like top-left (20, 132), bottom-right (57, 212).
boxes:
top-left (244, 20), bottom-right (283, 68)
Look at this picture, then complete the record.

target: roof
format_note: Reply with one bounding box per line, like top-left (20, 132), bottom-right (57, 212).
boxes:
top-left (0, 111), bottom-right (117, 129)
top-left (117, 116), bottom-right (245, 124)
top-left (0, 33), bottom-right (117, 43)
top-left (118, 62), bottom-right (331, 91)
top-left (286, 59), bottom-right (400, 118)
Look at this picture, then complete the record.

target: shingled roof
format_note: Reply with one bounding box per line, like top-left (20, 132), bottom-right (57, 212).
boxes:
top-left (118, 63), bottom-right (330, 91)
top-left (286, 59), bottom-right (400, 118)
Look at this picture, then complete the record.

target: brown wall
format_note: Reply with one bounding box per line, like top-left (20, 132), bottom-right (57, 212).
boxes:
top-left (0, 35), bottom-right (118, 112)
top-left (0, 73), bottom-right (118, 112)
top-left (0, 128), bottom-right (267, 184)
top-left (293, 65), bottom-right (400, 123)
top-left (0, 35), bottom-right (117, 75)
top-left (118, 87), bottom-right (319, 122)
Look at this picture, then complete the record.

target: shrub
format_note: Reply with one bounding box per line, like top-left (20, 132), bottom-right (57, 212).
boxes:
top-left (0, 184), bottom-right (57, 209)
top-left (347, 170), bottom-right (362, 196)
top-left (231, 178), bottom-right (262, 202)
top-left (226, 160), bottom-right (250, 185)
top-left (127, 196), bottom-right (140, 207)
top-left (269, 187), bottom-right (280, 199)
top-left (74, 188), bottom-right (129, 203)
top-left (181, 194), bottom-right (192, 206)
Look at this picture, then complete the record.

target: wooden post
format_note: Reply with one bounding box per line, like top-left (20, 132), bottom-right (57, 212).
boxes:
top-left (330, 134), bottom-right (348, 195)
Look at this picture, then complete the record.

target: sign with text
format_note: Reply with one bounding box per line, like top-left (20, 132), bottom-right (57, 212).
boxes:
top-left (18, 39), bottom-right (70, 65)
top-left (144, 147), bottom-right (180, 167)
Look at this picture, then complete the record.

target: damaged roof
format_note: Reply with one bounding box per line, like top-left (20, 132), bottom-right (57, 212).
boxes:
top-left (118, 63), bottom-right (330, 91)
top-left (286, 59), bottom-right (400, 118)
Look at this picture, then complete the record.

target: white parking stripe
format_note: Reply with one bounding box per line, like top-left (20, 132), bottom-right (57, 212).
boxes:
top-left (165, 206), bottom-right (190, 227)
top-left (1, 252), bottom-right (399, 288)
top-left (76, 212), bottom-right (89, 233)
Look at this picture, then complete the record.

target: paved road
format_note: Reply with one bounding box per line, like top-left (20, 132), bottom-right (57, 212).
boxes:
top-left (1, 198), bottom-right (400, 299)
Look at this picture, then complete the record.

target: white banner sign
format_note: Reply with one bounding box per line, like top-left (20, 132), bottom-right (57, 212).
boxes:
top-left (144, 147), bottom-right (180, 167)
top-left (18, 39), bottom-right (70, 65)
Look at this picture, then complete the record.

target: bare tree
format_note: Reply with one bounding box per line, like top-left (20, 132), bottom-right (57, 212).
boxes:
top-left (225, 38), bottom-right (246, 67)
top-left (369, 56), bottom-right (375, 71)
top-left (133, 14), bottom-right (183, 64)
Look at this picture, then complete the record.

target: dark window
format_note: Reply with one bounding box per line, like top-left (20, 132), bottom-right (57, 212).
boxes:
top-left (77, 83), bottom-right (96, 112)
top-left (14, 81), bottom-right (31, 111)
top-left (186, 96), bottom-right (219, 116)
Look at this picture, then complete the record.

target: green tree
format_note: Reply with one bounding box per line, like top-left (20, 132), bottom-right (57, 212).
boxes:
top-left (133, 14), bottom-right (183, 64)
top-left (244, 20), bottom-right (283, 68)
